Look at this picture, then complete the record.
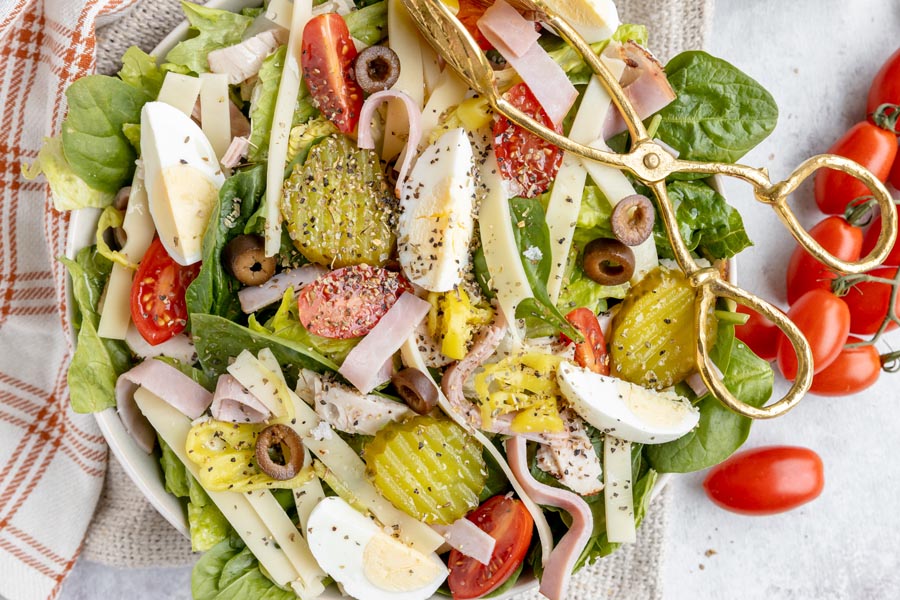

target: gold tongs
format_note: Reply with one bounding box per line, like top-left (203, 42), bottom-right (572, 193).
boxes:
top-left (401, 0), bottom-right (898, 419)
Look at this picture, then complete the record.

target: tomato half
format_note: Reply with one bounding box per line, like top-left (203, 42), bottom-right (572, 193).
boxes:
top-left (130, 237), bottom-right (201, 346)
top-left (565, 308), bottom-right (610, 375)
top-left (493, 83), bottom-right (563, 199)
top-left (813, 122), bottom-right (897, 214)
top-left (448, 495), bottom-right (533, 600)
top-left (297, 264), bottom-right (412, 339)
top-left (785, 216), bottom-right (863, 304)
top-left (842, 266), bottom-right (900, 335)
top-left (860, 213), bottom-right (900, 267)
top-left (457, 0), bottom-right (494, 50)
top-left (734, 304), bottom-right (779, 362)
top-left (776, 289), bottom-right (850, 380)
top-left (867, 48), bottom-right (900, 118)
top-left (809, 336), bottom-right (881, 397)
top-left (703, 446), bottom-right (824, 516)
top-left (301, 13), bottom-right (363, 134)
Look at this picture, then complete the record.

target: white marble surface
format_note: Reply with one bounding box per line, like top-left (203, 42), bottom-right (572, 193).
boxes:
top-left (59, 0), bottom-right (900, 599)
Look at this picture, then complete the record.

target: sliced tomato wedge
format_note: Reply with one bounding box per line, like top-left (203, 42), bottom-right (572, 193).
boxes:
top-left (448, 495), bottom-right (534, 600)
top-left (130, 237), bottom-right (201, 346)
top-left (457, 0), bottom-right (494, 50)
top-left (301, 13), bottom-right (363, 134)
top-left (565, 307), bottom-right (610, 375)
top-left (297, 264), bottom-right (413, 339)
top-left (493, 83), bottom-right (564, 198)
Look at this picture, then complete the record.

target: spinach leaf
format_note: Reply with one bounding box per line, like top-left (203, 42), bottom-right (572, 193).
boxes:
top-left (645, 339), bottom-right (774, 473)
top-left (193, 535), bottom-right (294, 600)
top-left (345, 1), bottom-right (388, 46)
top-left (655, 51), bottom-right (778, 164)
top-left (165, 1), bottom-right (254, 74)
top-left (186, 165), bottom-right (266, 322)
top-left (62, 247), bottom-right (132, 413)
top-left (118, 46), bottom-right (164, 99)
top-left (61, 75), bottom-right (149, 193)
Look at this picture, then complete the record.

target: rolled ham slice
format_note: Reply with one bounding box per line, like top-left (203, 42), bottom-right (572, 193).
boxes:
top-left (338, 292), bottom-right (430, 394)
top-left (357, 90), bottom-right (423, 197)
top-left (116, 359), bottom-right (214, 453)
top-left (210, 374), bottom-right (271, 423)
top-left (477, 0), bottom-right (540, 58)
top-left (602, 42), bottom-right (676, 139)
top-left (237, 263), bottom-right (327, 314)
top-left (506, 435), bottom-right (593, 600)
top-left (432, 517), bottom-right (497, 566)
top-left (220, 137), bottom-right (250, 169)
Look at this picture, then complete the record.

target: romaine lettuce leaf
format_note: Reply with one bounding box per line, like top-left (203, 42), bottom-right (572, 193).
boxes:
top-left (21, 137), bottom-right (115, 211)
top-left (165, 1), bottom-right (254, 74)
top-left (344, 0), bottom-right (388, 45)
top-left (118, 46), bottom-right (164, 99)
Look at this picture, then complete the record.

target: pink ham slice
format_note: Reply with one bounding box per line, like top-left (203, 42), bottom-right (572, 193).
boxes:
top-left (220, 137), bottom-right (250, 169)
top-left (210, 374), bottom-right (271, 424)
top-left (432, 517), bottom-right (497, 566)
top-left (602, 42), bottom-right (676, 139)
top-left (338, 292), bottom-right (430, 394)
top-left (116, 359), bottom-right (214, 453)
top-left (506, 435), bottom-right (593, 600)
top-left (357, 90), bottom-right (423, 197)
top-left (237, 263), bottom-right (328, 314)
top-left (477, 0), bottom-right (540, 58)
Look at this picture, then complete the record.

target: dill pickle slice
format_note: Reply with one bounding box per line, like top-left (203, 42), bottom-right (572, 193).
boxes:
top-left (282, 134), bottom-right (397, 267)
top-left (608, 267), bottom-right (716, 389)
top-left (362, 416), bottom-right (486, 524)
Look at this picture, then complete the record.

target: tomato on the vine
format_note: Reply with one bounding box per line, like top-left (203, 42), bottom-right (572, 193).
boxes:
top-left (867, 48), bottom-right (900, 118)
top-left (861, 213), bottom-right (900, 267)
top-left (565, 308), bottom-right (610, 375)
top-left (493, 83), bottom-right (563, 199)
top-left (813, 122), bottom-right (897, 214)
top-left (447, 495), bottom-right (533, 600)
top-left (809, 336), bottom-right (881, 397)
top-left (734, 304), bottom-right (779, 362)
top-left (889, 154), bottom-right (900, 190)
top-left (776, 289), bottom-right (850, 380)
top-left (841, 266), bottom-right (900, 336)
top-left (130, 237), bottom-right (201, 346)
top-left (785, 216), bottom-right (863, 304)
top-left (703, 446), bottom-right (824, 516)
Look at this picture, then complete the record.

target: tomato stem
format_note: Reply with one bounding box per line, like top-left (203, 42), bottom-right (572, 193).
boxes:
top-left (871, 103), bottom-right (900, 134)
top-left (842, 267), bottom-right (900, 349)
top-left (880, 349), bottom-right (900, 373)
top-left (843, 196), bottom-right (878, 227)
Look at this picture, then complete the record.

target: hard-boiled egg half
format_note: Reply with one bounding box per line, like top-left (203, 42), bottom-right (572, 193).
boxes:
top-left (398, 127), bottom-right (475, 292)
top-left (542, 0), bottom-right (620, 43)
top-left (140, 101), bottom-right (225, 266)
top-left (557, 361), bottom-right (700, 444)
top-left (306, 497), bottom-right (448, 600)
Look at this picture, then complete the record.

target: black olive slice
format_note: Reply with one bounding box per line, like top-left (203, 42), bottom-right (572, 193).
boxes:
top-left (611, 194), bottom-right (656, 246)
top-left (582, 238), bottom-right (635, 286)
top-left (255, 424), bottom-right (305, 481)
top-left (223, 234), bottom-right (276, 286)
top-left (354, 45), bottom-right (401, 94)
top-left (392, 368), bottom-right (438, 415)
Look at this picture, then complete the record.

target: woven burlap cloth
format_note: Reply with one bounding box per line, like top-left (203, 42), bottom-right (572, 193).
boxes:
top-left (83, 1), bottom-right (714, 597)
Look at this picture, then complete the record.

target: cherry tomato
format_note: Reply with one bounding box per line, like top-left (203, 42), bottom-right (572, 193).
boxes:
top-left (493, 83), bottom-right (563, 199)
top-left (809, 336), bottom-right (881, 397)
top-left (785, 216), bottom-right (863, 304)
top-left (889, 151), bottom-right (900, 190)
top-left (565, 308), bottom-right (610, 375)
top-left (842, 266), bottom-right (900, 335)
top-left (301, 14), bottom-right (363, 134)
top-left (867, 48), bottom-right (900, 118)
top-left (703, 446), bottom-right (824, 516)
top-left (297, 264), bottom-right (412, 339)
top-left (456, 0), bottom-right (494, 50)
top-left (734, 304), bottom-right (779, 362)
top-left (130, 238), bottom-right (201, 346)
top-left (813, 122), bottom-right (897, 214)
top-left (860, 213), bottom-right (900, 267)
top-left (776, 289), bottom-right (850, 380)
top-left (448, 495), bottom-right (533, 600)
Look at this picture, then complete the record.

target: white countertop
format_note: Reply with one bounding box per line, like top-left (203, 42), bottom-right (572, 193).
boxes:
top-left (60, 1), bottom-right (900, 598)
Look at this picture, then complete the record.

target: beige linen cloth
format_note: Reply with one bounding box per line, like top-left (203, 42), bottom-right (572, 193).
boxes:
top-left (81, 0), bottom-right (715, 597)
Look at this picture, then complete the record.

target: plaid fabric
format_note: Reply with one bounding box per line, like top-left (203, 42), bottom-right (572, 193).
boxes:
top-left (0, 1), bottom-right (138, 598)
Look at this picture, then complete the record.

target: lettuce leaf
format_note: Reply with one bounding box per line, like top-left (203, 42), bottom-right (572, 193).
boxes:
top-left (21, 137), bottom-right (115, 211)
top-left (193, 536), bottom-right (295, 600)
top-left (344, 0), bottom-right (388, 45)
top-left (165, 1), bottom-right (254, 74)
top-left (118, 46), bottom-right (164, 99)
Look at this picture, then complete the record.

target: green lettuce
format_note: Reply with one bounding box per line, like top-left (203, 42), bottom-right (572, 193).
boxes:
top-left (545, 23), bottom-right (648, 85)
top-left (193, 535), bottom-right (295, 600)
top-left (165, 1), bottom-right (254, 74)
top-left (345, 1), bottom-right (388, 46)
top-left (21, 137), bottom-right (115, 211)
top-left (118, 46), bottom-right (164, 99)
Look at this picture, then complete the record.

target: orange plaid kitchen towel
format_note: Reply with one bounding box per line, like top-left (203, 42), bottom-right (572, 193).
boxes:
top-left (0, 1), bottom-right (139, 598)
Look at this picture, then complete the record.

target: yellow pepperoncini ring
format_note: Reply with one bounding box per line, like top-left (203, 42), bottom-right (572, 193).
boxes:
top-left (473, 352), bottom-right (565, 434)
top-left (428, 287), bottom-right (494, 360)
top-left (185, 418), bottom-right (313, 492)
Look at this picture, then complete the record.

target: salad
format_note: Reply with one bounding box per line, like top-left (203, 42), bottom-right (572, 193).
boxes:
top-left (27, 0), bottom-right (781, 598)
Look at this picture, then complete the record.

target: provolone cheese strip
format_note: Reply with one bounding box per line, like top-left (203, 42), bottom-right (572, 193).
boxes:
top-left (604, 435), bottom-right (636, 543)
top-left (265, 0), bottom-right (292, 29)
top-left (419, 69), bottom-right (468, 146)
top-left (199, 73), bottom-right (231, 159)
top-left (157, 73), bottom-right (202, 117)
top-left (383, 0), bottom-right (425, 160)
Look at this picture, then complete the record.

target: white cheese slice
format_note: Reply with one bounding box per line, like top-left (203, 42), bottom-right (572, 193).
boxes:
top-left (421, 41), bottom-right (442, 101)
top-left (265, 0), bottom-right (292, 29)
top-left (227, 349), bottom-right (291, 418)
top-left (419, 69), bottom-right (468, 147)
top-left (603, 435), bottom-right (636, 543)
top-left (264, 0), bottom-right (313, 257)
top-left (383, 0), bottom-right (426, 161)
top-left (157, 73), bottom-right (202, 117)
top-left (199, 73), bottom-right (231, 159)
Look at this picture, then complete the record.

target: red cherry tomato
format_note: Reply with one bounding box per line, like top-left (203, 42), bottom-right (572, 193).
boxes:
top-left (493, 83), bottom-right (564, 199)
top-left (130, 238), bottom-right (201, 346)
top-left (448, 495), bottom-right (533, 600)
top-left (564, 308), bottom-right (610, 375)
top-left (456, 0), bottom-right (494, 50)
top-left (734, 304), bottom-right (779, 362)
top-left (867, 48), bottom-right (900, 118)
top-left (297, 264), bottom-right (412, 339)
top-left (809, 336), bottom-right (881, 397)
top-left (842, 266), bottom-right (900, 335)
top-left (703, 446), bottom-right (824, 516)
top-left (776, 289), bottom-right (850, 380)
top-left (860, 213), bottom-right (900, 267)
top-left (889, 152), bottom-right (900, 190)
top-left (785, 216), bottom-right (863, 304)
top-left (813, 122), bottom-right (897, 214)
top-left (301, 14), bottom-right (363, 134)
